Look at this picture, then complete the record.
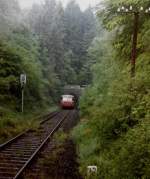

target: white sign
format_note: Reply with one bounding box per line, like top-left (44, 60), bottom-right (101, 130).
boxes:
top-left (20, 74), bottom-right (26, 85)
top-left (87, 166), bottom-right (97, 175)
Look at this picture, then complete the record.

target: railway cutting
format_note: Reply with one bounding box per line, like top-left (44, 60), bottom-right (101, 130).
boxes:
top-left (0, 110), bottom-right (71, 179)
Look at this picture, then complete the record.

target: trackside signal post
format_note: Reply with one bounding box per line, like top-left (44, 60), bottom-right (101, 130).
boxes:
top-left (20, 74), bottom-right (26, 113)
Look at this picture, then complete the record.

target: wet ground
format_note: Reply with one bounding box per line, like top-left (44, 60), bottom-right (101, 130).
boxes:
top-left (23, 109), bottom-right (81, 179)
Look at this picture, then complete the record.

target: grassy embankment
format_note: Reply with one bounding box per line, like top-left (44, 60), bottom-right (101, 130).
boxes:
top-left (0, 105), bottom-right (58, 144)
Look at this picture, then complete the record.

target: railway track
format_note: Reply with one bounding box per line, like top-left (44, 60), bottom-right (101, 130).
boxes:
top-left (0, 110), bottom-right (70, 179)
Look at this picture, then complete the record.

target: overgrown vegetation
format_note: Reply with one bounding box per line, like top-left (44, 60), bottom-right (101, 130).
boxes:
top-left (0, 0), bottom-right (95, 142)
top-left (73, 0), bottom-right (150, 178)
top-left (0, 106), bottom-right (57, 143)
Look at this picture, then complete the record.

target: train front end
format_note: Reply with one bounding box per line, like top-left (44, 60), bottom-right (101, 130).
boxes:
top-left (60, 95), bottom-right (75, 109)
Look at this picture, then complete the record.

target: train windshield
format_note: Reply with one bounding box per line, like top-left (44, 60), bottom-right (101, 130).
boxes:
top-left (62, 95), bottom-right (74, 102)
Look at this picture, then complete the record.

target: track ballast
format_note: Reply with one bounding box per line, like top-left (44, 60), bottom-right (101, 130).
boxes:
top-left (0, 110), bottom-right (70, 179)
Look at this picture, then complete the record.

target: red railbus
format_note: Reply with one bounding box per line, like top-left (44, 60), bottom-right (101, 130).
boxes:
top-left (60, 95), bottom-right (75, 109)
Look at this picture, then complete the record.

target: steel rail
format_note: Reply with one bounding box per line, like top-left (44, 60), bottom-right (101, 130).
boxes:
top-left (40, 111), bottom-right (59, 124)
top-left (0, 111), bottom-right (59, 150)
top-left (14, 111), bottom-right (69, 179)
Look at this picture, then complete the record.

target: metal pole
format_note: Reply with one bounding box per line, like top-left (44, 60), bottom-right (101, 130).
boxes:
top-left (131, 12), bottom-right (139, 77)
top-left (22, 88), bottom-right (24, 113)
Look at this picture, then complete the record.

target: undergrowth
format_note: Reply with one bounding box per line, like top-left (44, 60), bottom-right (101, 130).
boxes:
top-left (0, 105), bottom-right (57, 144)
top-left (72, 0), bottom-right (150, 177)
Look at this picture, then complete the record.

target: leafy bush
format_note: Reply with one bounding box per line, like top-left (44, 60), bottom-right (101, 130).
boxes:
top-left (73, 0), bottom-right (150, 178)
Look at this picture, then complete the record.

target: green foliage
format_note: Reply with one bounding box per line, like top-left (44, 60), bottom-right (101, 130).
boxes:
top-left (0, 107), bottom-right (36, 143)
top-left (28, 0), bottom-right (96, 86)
top-left (0, 0), bottom-right (96, 144)
top-left (0, 41), bottom-right (22, 108)
top-left (0, 105), bottom-right (57, 144)
top-left (0, 29), bottom-right (50, 110)
top-left (73, 0), bottom-right (150, 178)
top-left (64, 2), bottom-right (96, 84)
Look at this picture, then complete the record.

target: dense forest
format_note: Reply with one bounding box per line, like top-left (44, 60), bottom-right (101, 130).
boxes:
top-left (0, 0), bottom-right (96, 142)
top-left (73, 0), bottom-right (150, 178)
top-left (0, 0), bottom-right (96, 113)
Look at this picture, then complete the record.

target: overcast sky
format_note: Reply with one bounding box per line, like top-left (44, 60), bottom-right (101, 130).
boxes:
top-left (18, 0), bottom-right (101, 10)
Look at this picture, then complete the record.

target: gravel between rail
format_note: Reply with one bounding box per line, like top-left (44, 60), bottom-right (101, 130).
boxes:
top-left (22, 109), bottom-right (81, 179)
top-left (0, 110), bottom-right (70, 179)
